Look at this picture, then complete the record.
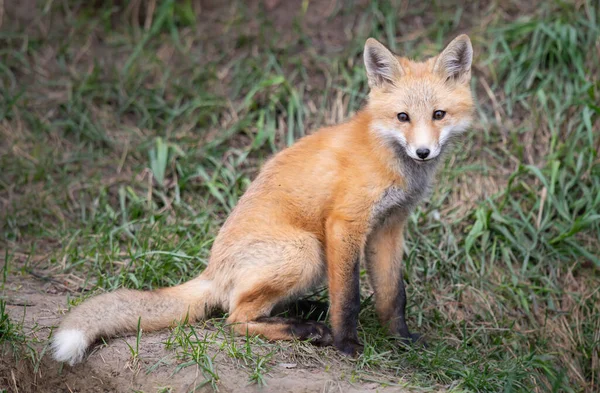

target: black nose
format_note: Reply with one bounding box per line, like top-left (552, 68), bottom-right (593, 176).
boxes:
top-left (416, 148), bottom-right (430, 159)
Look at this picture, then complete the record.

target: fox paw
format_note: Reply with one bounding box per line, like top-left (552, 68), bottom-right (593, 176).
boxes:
top-left (304, 321), bottom-right (334, 346)
top-left (289, 320), bottom-right (333, 346)
top-left (334, 338), bottom-right (363, 357)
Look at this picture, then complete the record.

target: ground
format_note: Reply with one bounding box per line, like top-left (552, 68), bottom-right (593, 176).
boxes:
top-left (3, 276), bottom-right (411, 392)
top-left (1, 0), bottom-right (599, 392)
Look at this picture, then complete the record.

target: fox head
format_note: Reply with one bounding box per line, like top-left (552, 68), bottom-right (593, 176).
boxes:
top-left (364, 35), bottom-right (474, 162)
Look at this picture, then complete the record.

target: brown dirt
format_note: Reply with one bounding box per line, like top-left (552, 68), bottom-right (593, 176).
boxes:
top-left (1, 274), bottom-right (414, 393)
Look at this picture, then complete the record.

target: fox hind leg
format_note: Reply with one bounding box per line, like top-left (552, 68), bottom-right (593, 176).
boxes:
top-left (228, 311), bottom-right (333, 346)
top-left (226, 288), bottom-right (332, 346)
top-left (224, 232), bottom-right (331, 345)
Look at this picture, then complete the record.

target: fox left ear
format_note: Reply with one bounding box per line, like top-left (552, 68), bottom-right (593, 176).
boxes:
top-left (364, 38), bottom-right (404, 88)
top-left (433, 34), bottom-right (473, 84)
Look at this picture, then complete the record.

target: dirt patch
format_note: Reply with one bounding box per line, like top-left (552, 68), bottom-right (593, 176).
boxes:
top-left (1, 275), bottom-right (412, 393)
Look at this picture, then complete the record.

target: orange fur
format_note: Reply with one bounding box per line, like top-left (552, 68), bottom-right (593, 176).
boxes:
top-left (53, 35), bottom-right (475, 364)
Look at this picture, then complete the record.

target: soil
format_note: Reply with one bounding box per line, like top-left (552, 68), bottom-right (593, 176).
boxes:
top-left (1, 275), bottom-right (412, 393)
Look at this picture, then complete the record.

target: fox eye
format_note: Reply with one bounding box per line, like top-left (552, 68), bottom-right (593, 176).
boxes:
top-left (397, 112), bottom-right (410, 122)
top-left (433, 110), bottom-right (446, 120)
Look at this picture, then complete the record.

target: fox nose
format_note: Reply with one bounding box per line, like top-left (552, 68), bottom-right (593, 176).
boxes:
top-left (416, 148), bottom-right (430, 159)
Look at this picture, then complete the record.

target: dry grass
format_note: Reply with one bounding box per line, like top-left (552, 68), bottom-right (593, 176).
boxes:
top-left (1, 0), bottom-right (599, 392)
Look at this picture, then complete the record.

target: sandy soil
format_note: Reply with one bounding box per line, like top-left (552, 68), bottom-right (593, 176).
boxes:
top-left (1, 275), bottom-right (413, 393)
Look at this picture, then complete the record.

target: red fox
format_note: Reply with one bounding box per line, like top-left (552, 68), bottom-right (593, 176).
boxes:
top-left (53, 35), bottom-right (474, 364)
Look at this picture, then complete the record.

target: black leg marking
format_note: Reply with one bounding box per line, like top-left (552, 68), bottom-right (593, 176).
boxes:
top-left (254, 316), bottom-right (333, 346)
top-left (394, 272), bottom-right (411, 339)
top-left (333, 259), bottom-right (363, 356)
top-left (365, 235), bottom-right (423, 346)
top-left (287, 320), bottom-right (333, 346)
top-left (392, 275), bottom-right (426, 347)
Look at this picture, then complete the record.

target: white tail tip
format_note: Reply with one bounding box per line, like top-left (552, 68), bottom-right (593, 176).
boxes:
top-left (52, 329), bottom-right (89, 366)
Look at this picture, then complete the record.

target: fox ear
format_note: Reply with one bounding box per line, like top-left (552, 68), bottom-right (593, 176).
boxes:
top-left (364, 38), bottom-right (404, 88)
top-left (433, 34), bottom-right (473, 84)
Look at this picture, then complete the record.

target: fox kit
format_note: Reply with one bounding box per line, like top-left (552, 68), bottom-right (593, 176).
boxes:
top-left (53, 35), bottom-right (474, 364)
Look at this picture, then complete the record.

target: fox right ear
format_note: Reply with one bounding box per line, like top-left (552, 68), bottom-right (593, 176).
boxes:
top-left (433, 34), bottom-right (473, 84)
top-left (364, 38), bottom-right (404, 88)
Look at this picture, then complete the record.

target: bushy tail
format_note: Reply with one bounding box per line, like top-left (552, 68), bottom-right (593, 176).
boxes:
top-left (52, 276), bottom-right (214, 365)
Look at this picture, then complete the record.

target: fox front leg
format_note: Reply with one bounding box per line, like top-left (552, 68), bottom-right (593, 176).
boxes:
top-left (366, 221), bottom-right (421, 343)
top-left (325, 217), bottom-right (364, 356)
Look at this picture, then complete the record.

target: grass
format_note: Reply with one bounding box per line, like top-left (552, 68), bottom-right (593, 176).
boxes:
top-left (1, 0), bottom-right (599, 392)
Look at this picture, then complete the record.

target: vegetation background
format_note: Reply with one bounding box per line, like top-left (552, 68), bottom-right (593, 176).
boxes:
top-left (1, 0), bottom-right (599, 392)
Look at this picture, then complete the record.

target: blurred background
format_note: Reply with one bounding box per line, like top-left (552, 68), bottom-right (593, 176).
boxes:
top-left (1, 1), bottom-right (599, 392)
